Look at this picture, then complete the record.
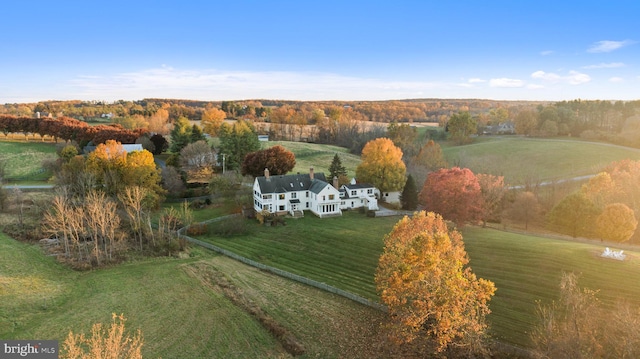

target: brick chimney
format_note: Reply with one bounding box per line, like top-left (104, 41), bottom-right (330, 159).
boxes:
top-left (264, 168), bottom-right (270, 180)
top-left (309, 167), bottom-right (314, 180)
top-left (333, 176), bottom-right (339, 188)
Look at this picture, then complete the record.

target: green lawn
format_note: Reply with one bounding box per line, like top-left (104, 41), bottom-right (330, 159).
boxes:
top-left (197, 214), bottom-right (640, 348)
top-left (263, 141), bottom-right (362, 178)
top-left (0, 141), bottom-right (56, 180)
top-left (443, 137), bottom-right (640, 184)
top-left (0, 230), bottom-right (389, 358)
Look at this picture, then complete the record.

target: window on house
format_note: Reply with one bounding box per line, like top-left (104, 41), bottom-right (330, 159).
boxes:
top-left (329, 194), bottom-right (335, 200)
top-left (306, 191), bottom-right (309, 198)
top-left (279, 205), bottom-right (285, 211)
top-left (291, 192), bottom-right (297, 199)
top-left (322, 195), bottom-right (326, 201)
top-left (306, 202), bottom-right (309, 208)
top-left (263, 194), bottom-right (272, 200)
top-left (351, 190), bottom-right (357, 196)
top-left (279, 194), bottom-right (285, 200)
top-left (367, 189), bottom-right (373, 194)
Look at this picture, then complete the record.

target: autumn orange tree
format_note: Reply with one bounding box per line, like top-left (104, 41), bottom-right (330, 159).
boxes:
top-left (240, 145), bottom-right (296, 177)
top-left (201, 106), bottom-right (226, 136)
top-left (596, 203), bottom-right (637, 242)
top-left (355, 138), bottom-right (406, 193)
top-left (419, 167), bottom-right (484, 226)
top-left (375, 211), bottom-right (496, 355)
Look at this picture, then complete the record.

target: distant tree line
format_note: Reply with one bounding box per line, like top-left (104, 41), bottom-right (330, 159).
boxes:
top-left (0, 115), bottom-right (144, 145)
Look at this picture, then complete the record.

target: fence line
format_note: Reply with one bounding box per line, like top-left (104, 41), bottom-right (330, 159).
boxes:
top-left (178, 215), bottom-right (387, 312)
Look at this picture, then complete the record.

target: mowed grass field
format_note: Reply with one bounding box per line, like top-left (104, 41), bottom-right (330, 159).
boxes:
top-left (199, 214), bottom-right (640, 348)
top-left (262, 141), bottom-right (362, 178)
top-left (443, 137), bottom-right (640, 184)
top-left (0, 140), bottom-right (56, 180)
top-left (0, 232), bottom-right (391, 358)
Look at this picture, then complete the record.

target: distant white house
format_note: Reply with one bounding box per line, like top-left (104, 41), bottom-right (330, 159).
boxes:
top-left (253, 168), bottom-right (380, 218)
top-left (258, 135), bottom-right (269, 142)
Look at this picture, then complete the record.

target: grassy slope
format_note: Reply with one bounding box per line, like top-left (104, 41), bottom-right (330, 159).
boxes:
top-left (442, 137), bottom-right (640, 184)
top-left (263, 141), bottom-right (362, 178)
top-left (0, 232), bottom-right (393, 358)
top-left (199, 215), bottom-right (640, 348)
top-left (0, 141), bottom-right (56, 180)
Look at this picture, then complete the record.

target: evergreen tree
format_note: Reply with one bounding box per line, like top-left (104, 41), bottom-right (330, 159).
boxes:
top-left (218, 120), bottom-right (260, 170)
top-left (400, 174), bottom-right (418, 210)
top-left (190, 124), bottom-right (206, 143)
top-left (169, 117), bottom-right (192, 153)
top-left (328, 153), bottom-right (347, 181)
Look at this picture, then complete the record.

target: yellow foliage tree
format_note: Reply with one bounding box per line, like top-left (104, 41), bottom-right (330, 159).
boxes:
top-left (375, 211), bottom-right (496, 355)
top-left (355, 138), bottom-right (406, 192)
top-left (201, 107), bottom-right (226, 136)
top-left (86, 140), bottom-right (164, 204)
top-left (596, 203), bottom-right (638, 242)
top-left (62, 313), bottom-right (143, 359)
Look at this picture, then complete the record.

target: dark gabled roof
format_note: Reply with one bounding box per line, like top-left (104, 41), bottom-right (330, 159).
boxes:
top-left (309, 180), bottom-right (329, 194)
top-left (256, 172), bottom-right (328, 194)
top-left (343, 183), bottom-right (375, 190)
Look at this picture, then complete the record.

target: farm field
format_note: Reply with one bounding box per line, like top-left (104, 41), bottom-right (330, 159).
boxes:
top-left (262, 141), bottom-right (362, 178)
top-left (0, 140), bottom-right (56, 180)
top-left (442, 137), bottom-right (640, 184)
top-left (0, 232), bottom-right (391, 358)
top-left (198, 214), bottom-right (640, 348)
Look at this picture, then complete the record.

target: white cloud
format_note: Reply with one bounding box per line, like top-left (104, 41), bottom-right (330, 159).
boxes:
top-left (489, 78), bottom-right (524, 88)
top-left (609, 77), bottom-right (624, 83)
top-left (68, 66), bottom-right (448, 101)
top-left (526, 84), bottom-right (545, 89)
top-left (587, 40), bottom-right (634, 53)
top-left (582, 62), bottom-right (625, 69)
top-left (531, 70), bottom-right (591, 85)
top-left (540, 50), bottom-right (554, 56)
top-left (468, 78), bottom-right (486, 83)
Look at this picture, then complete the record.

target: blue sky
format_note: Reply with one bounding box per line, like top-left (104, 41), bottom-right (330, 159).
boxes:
top-left (1, 1), bottom-right (639, 103)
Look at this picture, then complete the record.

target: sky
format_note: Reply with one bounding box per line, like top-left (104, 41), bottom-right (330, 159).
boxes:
top-left (1, 1), bottom-right (639, 103)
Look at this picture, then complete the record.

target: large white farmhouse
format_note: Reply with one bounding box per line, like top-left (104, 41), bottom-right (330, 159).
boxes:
top-left (253, 168), bottom-right (379, 218)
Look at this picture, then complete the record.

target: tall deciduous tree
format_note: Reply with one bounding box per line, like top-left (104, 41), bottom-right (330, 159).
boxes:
top-left (240, 145), bottom-right (296, 177)
top-left (547, 191), bottom-right (599, 238)
top-left (507, 191), bottom-right (540, 230)
top-left (355, 138), bottom-right (406, 192)
top-left (447, 111), bottom-right (477, 145)
top-left (477, 173), bottom-right (506, 226)
top-left (410, 140), bottom-right (448, 172)
top-left (400, 174), bottom-right (418, 210)
top-left (514, 109), bottom-right (538, 136)
top-left (419, 167), bottom-right (483, 226)
top-left (375, 211), bottom-right (495, 355)
top-left (596, 203), bottom-right (637, 242)
top-left (387, 122), bottom-right (419, 158)
top-left (201, 107), bottom-right (226, 136)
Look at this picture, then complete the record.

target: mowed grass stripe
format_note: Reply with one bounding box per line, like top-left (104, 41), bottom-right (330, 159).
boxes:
top-left (200, 215), bottom-right (640, 348)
